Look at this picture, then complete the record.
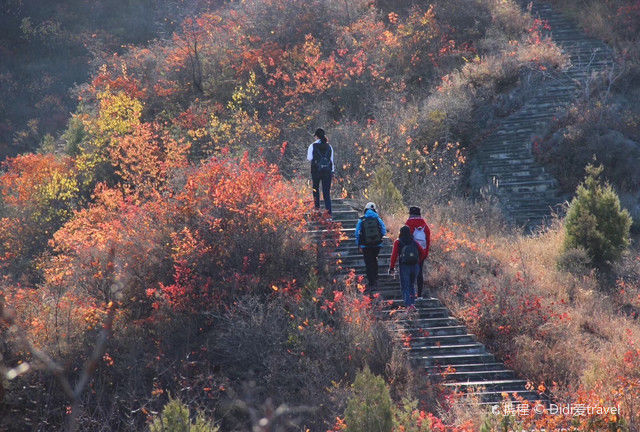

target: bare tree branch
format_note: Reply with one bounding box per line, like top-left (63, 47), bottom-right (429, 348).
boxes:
top-left (1, 298), bottom-right (117, 432)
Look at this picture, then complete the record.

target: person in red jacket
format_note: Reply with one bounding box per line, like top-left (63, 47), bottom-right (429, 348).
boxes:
top-left (389, 226), bottom-right (427, 308)
top-left (405, 206), bottom-right (430, 298)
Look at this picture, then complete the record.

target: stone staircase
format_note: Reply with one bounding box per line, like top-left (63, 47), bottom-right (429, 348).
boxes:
top-left (477, 0), bottom-right (614, 230)
top-left (308, 199), bottom-right (543, 404)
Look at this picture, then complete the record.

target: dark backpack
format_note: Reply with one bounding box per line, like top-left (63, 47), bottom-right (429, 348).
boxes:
top-left (399, 241), bottom-right (419, 265)
top-left (313, 143), bottom-right (332, 174)
top-left (360, 217), bottom-right (382, 246)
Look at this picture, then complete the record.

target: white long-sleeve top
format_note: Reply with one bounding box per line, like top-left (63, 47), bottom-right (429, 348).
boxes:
top-left (307, 140), bottom-right (335, 172)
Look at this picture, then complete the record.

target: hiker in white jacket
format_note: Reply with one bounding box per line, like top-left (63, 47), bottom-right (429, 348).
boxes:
top-left (307, 128), bottom-right (334, 215)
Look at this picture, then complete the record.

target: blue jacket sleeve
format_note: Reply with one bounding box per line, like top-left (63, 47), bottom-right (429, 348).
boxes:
top-left (355, 218), bottom-right (362, 247)
top-left (378, 216), bottom-right (387, 237)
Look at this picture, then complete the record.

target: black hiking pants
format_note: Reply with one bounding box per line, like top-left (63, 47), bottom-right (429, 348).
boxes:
top-left (416, 259), bottom-right (426, 298)
top-left (312, 169), bottom-right (332, 214)
top-left (416, 260), bottom-right (431, 297)
top-left (362, 246), bottom-right (381, 289)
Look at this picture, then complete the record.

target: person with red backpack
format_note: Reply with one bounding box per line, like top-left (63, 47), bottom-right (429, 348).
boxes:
top-left (307, 128), bottom-right (334, 215)
top-left (405, 206), bottom-right (430, 298)
top-left (389, 225), bottom-right (427, 308)
top-left (355, 202), bottom-right (386, 293)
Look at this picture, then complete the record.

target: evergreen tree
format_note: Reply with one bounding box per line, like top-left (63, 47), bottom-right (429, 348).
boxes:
top-left (367, 164), bottom-right (404, 214)
top-left (344, 366), bottom-right (393, 432)
top-left (150, 397), bottom-right (219, 432)
top-left (564, 163), bottom-right (632, 269)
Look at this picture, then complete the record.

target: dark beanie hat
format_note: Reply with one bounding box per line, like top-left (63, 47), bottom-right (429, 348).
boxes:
top-left (409, 206), bottom-right (421, 216)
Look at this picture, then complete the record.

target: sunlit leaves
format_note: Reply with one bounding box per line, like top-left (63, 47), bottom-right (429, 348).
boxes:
top-left (43, 155), bottom-right (308, 316)
top-left (0, 154), bottom-right (79, 280)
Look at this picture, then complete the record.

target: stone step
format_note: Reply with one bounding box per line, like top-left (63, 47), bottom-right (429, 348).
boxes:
top-left (484, 150), bottom-right (535, 160)
top-left (482, 156), bottom-right (539, 166)
top-left (484, 167), bottom-right (547, 179)
top-left (496, 181), bottom-right (557, 193)
top-left (426, 362), bottom-right (506, 374)
top-left (336, 252), bottom-right (392, 263)
top-left (335, 263), bottom-right (392, 275)
top-left (508, 198), bottom-right (562, 210)
top-left (307, 200), bottom-right (353, 212)
top-left (309, 198), bottom-right (352, 206)
top-left (500, 190), bottom-right (562, 201)
top-left (305, 208), bottom-right (357, 218)
top-left (443, 379), bottom-right (530, 393)
top-left (431, 369), bottom-right (517, 382)
top-left (401, 325), bottom-right (469, 337)
top-left (497, 114), bottom-right (555, 125)
top-left (481, 138), bottom-right (536, 148)
top-left (508, 205), bottom-right (560, 216)
top-left (510, 212), bottom-right (558, 223)
top-left (491, 175), bottom-right (555, 186)
top-left (406, 333), bottom-right (477, 346)
top-left (484, 170), bottom-right (548, 181)
top-left (308, 227), bottom-right (356, 237)
top-left (407, 343), bottom-right (487, 356)
top-left (367, 283), bottom-right (427, 294)
top-left (479, 146), bottom-right (532, 155)
top-left (371, 286), bottom-right (416, 296)
top-left (490, 172), bottom-right (556, 184)
top-left (382, 298), bottom-right (443, 309)
top-left (308, 219), bottom-right (358, 230)
top-left (396, 317), bottom-right (462, 328)
top-left (411, 353), bottom-right (497, 367)
top-left (334, 249), bottom-right (392, 259)
top-left (510, 197), bottom-right (559, 209)
top-left (381, 306), bottom-right (449, 319)
top-left (395, 307), bottom-right (451, 319)
top-left (507, 206), bottom-right (562, 218)
top-left (504, 201), bottom-right (560, 211)
top-left (462, 389), bottom-right (542, 403)
top-left (372, 291), bottom-right (403, 300)
top-left (372, 284), bottom-right (425, 295)
top-left (480, 150), bottom-right (532, 159)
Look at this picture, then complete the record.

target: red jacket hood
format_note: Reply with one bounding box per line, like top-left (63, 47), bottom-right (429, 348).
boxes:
top-left (405, 216), bottom-right (428, 232)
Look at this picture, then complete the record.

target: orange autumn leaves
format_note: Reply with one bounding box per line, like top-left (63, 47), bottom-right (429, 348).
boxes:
top-left (44, 156), bottom-right (308, 316)
top-left (0, 154), bottom-right (79, 279)
top-left (1, 143), bottom-right (310, 352)
top-left (0, 93), bottom-right (189, 282)
top-left (109, 122), bottom-right (190, 196)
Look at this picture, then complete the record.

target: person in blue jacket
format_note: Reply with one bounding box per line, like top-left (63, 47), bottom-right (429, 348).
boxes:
top-left (355, 202), bottom-right (386, 293)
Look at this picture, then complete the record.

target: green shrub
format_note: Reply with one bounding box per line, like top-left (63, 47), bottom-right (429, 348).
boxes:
top-left (564, 164), bottom-right (632, 269)
top-left (366, 165), bottom-right (405, 214)
top-left (344, 366), bottom-right (393, 432)
top-left (479, 412), bottom-right (517, 432)
top-left (150, 397), bottom-right (219, 432)
top-left (393, 398), bottom-right (432, 432)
